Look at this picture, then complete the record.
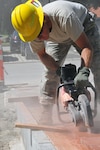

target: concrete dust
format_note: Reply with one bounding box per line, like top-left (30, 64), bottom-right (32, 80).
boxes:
top-left (0, 89), bottom-right (24, 150)
top-left (1, 84), bottom-right (100, 150)
top-left (21, 93), bottom-right (100, 150)
top-left (93, 103), bottom-right (100, 133)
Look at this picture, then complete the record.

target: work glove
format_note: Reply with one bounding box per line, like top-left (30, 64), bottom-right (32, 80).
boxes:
top-left (74, 67), bottom-right (90, 89)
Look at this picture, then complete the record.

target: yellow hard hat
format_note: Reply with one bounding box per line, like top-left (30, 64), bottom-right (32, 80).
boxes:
top-left (11, 0), bottom-right (44, 42)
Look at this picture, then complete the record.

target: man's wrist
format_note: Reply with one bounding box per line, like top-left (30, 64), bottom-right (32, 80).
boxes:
top-left (79, 67), bottom-right (90, 76)
top-left (56, 67), bottom-right (61, 76)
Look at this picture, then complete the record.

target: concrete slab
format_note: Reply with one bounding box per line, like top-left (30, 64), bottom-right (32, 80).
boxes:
top-left (9, 137), bottom-right (25, 150)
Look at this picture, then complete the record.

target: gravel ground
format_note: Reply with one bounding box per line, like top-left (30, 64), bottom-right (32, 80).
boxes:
top-left (0, 86), bottom-right (24, 150)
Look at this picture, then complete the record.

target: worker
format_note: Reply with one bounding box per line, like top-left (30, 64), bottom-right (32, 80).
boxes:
top-left (11, 0), bottom-right (100, 124)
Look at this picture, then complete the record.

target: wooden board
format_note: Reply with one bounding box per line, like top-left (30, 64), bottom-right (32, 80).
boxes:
top-left (15, 122), bottom-right (68, 133)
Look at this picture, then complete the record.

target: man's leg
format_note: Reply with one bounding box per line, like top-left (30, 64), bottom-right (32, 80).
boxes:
top-left (87, 25), bottom-right (100, 104)
top-left (39, 42), bottom-right (71, 124)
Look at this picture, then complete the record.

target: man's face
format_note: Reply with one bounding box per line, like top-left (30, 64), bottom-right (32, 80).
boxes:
top-left (37, 21), bottom-right (50, 40)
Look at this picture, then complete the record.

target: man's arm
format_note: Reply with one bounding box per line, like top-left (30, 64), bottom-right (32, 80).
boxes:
top-left (74, 32), bottom-right (93, 87)
top-left (36, 32), bottom-right (92, 72)
top-left (75, 32), bottom-right (93, 68)
top-left (37, 48), bottom-right (59, 71)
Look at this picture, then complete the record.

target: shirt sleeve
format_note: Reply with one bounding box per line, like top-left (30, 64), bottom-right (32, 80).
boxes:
top-left (30, 39), bottom-right (45, 53)
top-left (65, 12), bottom-right (84, 41)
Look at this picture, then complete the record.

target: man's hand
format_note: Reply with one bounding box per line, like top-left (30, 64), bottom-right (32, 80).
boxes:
top-left (74, 67), bottom-right (90, 89)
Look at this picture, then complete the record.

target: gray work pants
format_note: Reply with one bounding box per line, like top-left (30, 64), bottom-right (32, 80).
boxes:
top-left (40, 20), bottom-right (100, 105)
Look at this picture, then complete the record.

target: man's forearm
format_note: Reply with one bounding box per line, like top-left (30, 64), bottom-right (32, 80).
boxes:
top-left (38, 52), bottom-right (59, 71)
top-left (81, 47), bottom-right (93, 68)
top-left (75, 32), bottom-right (93, 68)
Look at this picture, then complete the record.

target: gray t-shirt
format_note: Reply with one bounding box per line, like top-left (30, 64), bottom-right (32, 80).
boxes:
top-left (31, 0), bottom-right (88, 53)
